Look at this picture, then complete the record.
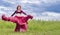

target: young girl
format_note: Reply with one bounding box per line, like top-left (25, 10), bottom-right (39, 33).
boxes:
top-left (2, 5), bottom-right (33, 32)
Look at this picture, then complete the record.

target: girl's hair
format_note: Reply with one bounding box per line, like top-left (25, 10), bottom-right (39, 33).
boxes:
top-left (16, 5), bottom-right (21, 10)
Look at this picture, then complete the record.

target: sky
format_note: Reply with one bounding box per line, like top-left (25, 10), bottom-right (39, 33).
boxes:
top-left (0, 0), bottom-right (60, 21)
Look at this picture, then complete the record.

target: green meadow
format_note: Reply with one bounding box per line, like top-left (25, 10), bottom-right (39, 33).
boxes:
top-left (0, 20), bottom-right (60, 35)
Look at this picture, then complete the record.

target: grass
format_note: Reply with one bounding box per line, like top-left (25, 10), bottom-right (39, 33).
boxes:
top-left (0, 20), bottom-right (60, 35)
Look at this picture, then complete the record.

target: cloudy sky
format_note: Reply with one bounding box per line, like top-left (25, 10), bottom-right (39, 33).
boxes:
top-left (0, 0), bottom-right (60, 21)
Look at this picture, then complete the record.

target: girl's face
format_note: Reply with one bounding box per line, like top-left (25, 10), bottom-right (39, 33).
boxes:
top-left (17, 7), bottom-right (21, 10)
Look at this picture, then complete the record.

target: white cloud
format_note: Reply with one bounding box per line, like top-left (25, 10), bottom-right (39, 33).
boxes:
top-left (39, 11), bottom-right (60, 21)
top-left (0, 11), bottom-right (6, 14)
top-left (3, 0), bottom-right (16, 4)
top-left (3, 0), bottom-right (40, 4)
top-left (20, 0), bottom-right (40, 4)
top-left (0, 6), bottom-right (14, 11)
top-left (3, 0), bottom-right (60, 5)
top-left (41, 12), bottom-right (60, 17)
top-left (0, 6), bottom-right (7, 14)
top-left (41, 0), bottom-right (60, 3)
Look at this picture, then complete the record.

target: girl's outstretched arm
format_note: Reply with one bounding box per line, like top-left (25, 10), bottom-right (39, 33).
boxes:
top-left (22, 11), bottom-right (27, 15)
top-left (11, 11), bottom-right (16, 16)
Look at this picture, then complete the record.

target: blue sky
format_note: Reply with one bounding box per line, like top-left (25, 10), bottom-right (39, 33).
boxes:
top-left (0, 0), bottom-right (60, 21)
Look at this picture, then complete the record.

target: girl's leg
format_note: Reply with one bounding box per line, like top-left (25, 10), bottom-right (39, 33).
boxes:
top-left (20, 23), bottom-right (28, 32)
top-left (23, 22), bottom-right (28, 32)
top-left (20, 25), bottom-right (25, 32)
top-left (14, 24), bottom-right (20, 32)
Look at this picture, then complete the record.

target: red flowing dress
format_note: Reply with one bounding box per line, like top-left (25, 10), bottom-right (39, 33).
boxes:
top-left (11, 10), bottom-right (27, 32)
top-left (2, 10), bottom-right (32, 32)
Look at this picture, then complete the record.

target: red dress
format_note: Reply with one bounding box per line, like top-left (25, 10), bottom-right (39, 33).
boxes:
top-left (2, 10), bottom-right (33, 32)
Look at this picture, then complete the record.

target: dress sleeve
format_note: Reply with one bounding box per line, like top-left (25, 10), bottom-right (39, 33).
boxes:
top-left (11, 11), bottom-right (16, 16)
top-left (22, 11), bottom-right (27, 15)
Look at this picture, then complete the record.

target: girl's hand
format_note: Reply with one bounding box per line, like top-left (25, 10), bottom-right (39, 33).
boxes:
top-left (27, 15), bottom-right (33, 19)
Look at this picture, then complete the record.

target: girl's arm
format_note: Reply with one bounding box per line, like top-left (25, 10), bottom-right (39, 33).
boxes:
top-left (11, 11), bottom-right (16, 16)
top-left (22, 11), bottom-right (27, 15)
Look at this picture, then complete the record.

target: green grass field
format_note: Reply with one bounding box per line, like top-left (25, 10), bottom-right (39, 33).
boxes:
top-left (0, 20), bottom-right (60, 35)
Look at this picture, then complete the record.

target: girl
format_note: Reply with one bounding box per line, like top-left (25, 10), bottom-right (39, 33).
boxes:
top-left (11, 5), bottom-right (27, 32)
top-left (2, 5), bottom-right (33, 32)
